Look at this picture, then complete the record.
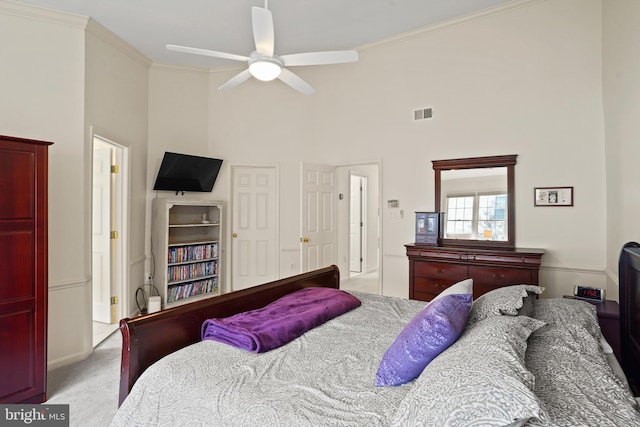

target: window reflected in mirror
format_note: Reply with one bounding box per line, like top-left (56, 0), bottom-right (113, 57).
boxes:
top-left (441, 167), bottom-right (508, 241)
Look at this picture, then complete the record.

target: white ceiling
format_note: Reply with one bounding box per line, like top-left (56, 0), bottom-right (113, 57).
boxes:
top-left (16, 0), bottom-right (512, 69)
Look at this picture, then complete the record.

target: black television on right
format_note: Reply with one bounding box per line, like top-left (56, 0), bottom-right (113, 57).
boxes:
top-left (153, 152), bottom-right (223, 193)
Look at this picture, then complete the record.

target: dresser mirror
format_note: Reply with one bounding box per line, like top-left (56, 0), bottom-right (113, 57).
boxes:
top-left (433, 155), bottom-right (517, 249)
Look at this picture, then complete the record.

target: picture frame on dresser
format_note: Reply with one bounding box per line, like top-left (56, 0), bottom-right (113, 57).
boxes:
top-left (415, 212), bottom-right (443, 246)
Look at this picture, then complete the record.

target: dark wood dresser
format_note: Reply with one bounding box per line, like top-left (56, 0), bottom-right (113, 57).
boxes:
top-left (405, 244), bottom-right (544, 301)
top-left (0, 135), bottom-right (51, 403)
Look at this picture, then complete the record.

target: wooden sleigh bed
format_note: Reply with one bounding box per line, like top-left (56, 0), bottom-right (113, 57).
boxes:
top-left (114, 245), bottom-right (640, 426)
top-left (118, 265), bottom-right (340, 406)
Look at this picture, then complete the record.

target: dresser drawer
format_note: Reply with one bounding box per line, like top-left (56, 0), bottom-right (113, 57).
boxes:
top-left (414, 261), bottom-right (467, 280)
top-left (470, 266), bottom-right (533, 286)
top-left (413, 277), bottom-right (461, 301)
top-left (413, 290), bottom-right (436, 302)
top-left (406, 245), bottom-right (544, 303)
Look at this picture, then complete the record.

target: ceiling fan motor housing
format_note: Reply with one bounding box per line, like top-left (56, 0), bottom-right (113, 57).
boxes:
top-left (248, 52), bottom-right (283, 81)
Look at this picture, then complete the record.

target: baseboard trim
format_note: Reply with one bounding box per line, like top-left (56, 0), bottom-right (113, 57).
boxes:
top-left (47, 347), bottom-right (93, 371)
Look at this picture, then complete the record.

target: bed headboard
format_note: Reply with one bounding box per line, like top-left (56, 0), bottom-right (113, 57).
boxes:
top-left (118, 265), bottom-right (340, 406)
top-left (619, 241), bottom-right (640, 396)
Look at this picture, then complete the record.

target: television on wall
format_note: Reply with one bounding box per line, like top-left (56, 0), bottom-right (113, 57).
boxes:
top-left (153, 152), bottom-right (223, 193)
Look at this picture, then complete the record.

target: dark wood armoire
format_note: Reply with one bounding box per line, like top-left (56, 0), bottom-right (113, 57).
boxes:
top-left (0, 135), bottom-right (51, 403)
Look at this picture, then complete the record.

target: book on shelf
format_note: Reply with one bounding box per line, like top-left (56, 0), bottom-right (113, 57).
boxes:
top-left (167, 277), bottom-right (219, 303)
top-left (167, 260), bottom-right (218, 282)
top-left (168, 242), bottom-right (218, 263)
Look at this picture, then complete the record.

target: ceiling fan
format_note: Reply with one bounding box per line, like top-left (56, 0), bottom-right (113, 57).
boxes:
top-left (166, 1), bottom-right (358, 95)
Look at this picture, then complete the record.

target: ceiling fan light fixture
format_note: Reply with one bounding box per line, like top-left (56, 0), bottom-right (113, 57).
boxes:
top-left (249, 57), bottom-right (282, 81)
top-left (167, 5), bottom-right (357, 94)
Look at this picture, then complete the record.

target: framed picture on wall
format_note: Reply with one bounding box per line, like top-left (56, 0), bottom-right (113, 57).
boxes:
top-left (534, 186), bottom-right (573, 206)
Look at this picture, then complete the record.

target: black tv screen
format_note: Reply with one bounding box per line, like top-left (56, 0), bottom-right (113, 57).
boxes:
top-left (153, 152), bottom-right (223, 193)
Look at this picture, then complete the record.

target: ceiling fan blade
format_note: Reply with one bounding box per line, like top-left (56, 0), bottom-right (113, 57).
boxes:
top-left (278, 68), bottom-right (315, 95)
top-left (167, 44), bottom-right (249, 62)
top-left (281, 51), bottom-right (359, 67)
top-left (252, 7), bottom-right (275, 56)
top-left (218, 69), bottom-right (252, 91)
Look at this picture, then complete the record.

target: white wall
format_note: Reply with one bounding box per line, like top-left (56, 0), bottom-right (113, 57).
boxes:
top-left (0, 1), bottom-right (151, 368)
top-left (602, 0), bottom-right (640, 300)
top-left (146, 64), bottom-right (214, 289)
top-left (149, 0), bottom-right (607, 299)
top-left (85, 19), bottom-right (151, 326)
top-left (0, 2), bottom-right (88, 367)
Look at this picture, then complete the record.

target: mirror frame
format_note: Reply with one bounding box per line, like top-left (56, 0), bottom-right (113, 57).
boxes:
top-left (433, 154), bottom-right (517, 249)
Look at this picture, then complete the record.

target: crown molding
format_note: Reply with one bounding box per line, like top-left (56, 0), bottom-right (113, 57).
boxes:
top-left (1, 1), bottom-right (151, 68)
top-left (150, 62), bottom-right (217, 74)
top-left (86, 18), bottom-right (152, 69)
top-left (0, 0), bottom-right (87, 29)
top-left (358, 0), bottom-right (545, 51)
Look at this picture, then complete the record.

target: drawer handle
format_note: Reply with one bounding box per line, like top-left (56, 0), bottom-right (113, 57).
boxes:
top-left (434, 268), bottom-right (445, 274)
top-left (434, 283), bottom-right (445, 289)
top-left (493, 273), bottom-right (505, 279)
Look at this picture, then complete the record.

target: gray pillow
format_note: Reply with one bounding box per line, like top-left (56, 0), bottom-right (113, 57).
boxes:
top-left (391, 315), bottom-right (549, 427)
top-left (468, 284), bottom-right (544, 324)
top-left (517, 292), bottom-right (537, 318)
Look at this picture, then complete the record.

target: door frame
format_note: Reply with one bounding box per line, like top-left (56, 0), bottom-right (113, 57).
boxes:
top-left (301, 161), bottom-right (382, 292)
top-left (337, 161), bottom-right (382, 294)
top-left (90, 131), bottom-right (129, 325)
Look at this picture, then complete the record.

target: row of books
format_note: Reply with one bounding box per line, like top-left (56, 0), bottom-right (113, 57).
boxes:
top-left (167, 277), bottom-right (219, 303)
top-left (167, 260), bottom-right (218, 283)
top-left (168, 243), bottom-right (218, 264)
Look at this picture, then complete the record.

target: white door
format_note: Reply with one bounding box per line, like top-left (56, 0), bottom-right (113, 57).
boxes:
top-left (300, 163), bottom-right (337, 272)
top-left (231, 166), bottom-right (278, 291)
top-left (350, 175), bottom-right (363, 273)
top-left (92, 140), bottom-right (112, 324)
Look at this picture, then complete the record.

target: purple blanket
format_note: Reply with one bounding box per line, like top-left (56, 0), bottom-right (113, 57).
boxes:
top-left (201, 287), bottom-right (361, 353)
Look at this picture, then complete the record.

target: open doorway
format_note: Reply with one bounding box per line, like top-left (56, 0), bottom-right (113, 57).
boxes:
top-left (299, 162), bottom-right (381, 294)
top-left (91, 134), bottom-right (129, 347)
top-left (340, 163), bottom-right (380, 295)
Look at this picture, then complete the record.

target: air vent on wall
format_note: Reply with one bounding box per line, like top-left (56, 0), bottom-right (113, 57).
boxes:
top-left (414, 107), bottom-right (433, 121)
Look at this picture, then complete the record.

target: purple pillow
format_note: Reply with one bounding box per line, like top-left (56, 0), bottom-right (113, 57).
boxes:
top-left (375, 293), bottom-right (472, 386)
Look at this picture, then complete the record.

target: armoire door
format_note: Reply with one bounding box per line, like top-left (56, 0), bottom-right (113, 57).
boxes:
top-left (0, 135), bottom-right (51, 404)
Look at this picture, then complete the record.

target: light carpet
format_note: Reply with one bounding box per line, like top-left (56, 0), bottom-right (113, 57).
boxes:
top-left (46, 330), bottom-right (121, 426)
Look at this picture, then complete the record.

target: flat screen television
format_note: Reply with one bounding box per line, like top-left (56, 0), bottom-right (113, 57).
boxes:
top-left (153, 152), bottom-right (223, 193)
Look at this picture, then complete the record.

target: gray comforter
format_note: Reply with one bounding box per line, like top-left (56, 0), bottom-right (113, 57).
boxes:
top-left (112, 293), bottom-right (424, 426)
top-left (112, 293), bottom-right (640, 427)
top-left (525, 298), bottom-right (640, 426)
